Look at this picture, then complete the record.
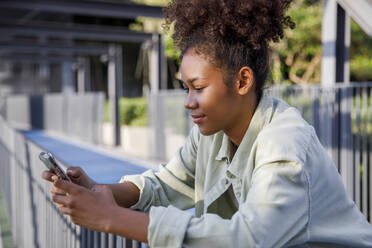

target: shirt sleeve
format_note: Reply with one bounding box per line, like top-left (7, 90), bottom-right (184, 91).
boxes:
top-left (119, 125), bottom-right (200, 213)
top-left (147, 160), bottom-right (310, 248)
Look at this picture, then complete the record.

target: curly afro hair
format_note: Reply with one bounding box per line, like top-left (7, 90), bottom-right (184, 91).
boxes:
top-left (164, 0), bottom-right (295, 100)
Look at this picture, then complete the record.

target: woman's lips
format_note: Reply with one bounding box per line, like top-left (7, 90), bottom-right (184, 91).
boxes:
top-left (191, 114), bottom-right (206, 124)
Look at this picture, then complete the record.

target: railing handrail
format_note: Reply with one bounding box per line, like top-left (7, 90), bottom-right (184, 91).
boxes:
top-left (0, 111), bottom-right (146, 248)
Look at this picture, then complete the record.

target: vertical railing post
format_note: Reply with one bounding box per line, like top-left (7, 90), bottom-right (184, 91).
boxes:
top-left (334, 87), bottom-right (342, 171)
top-left (340, 86), bottom-right (354, 199)
top-left (361, 87), bottom-right (368, 217)
top-left (369, 87), bottom-right (372, 223)
top-left (354, 87), bottom-right (361, 209)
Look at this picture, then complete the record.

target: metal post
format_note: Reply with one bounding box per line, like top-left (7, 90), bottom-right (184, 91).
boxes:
top-left (149, 34), bottom-right (166, 160)
top-left (108, 44), bottom-right (122, 146)
top-left (150, 34), bottom-right (160, 94)
top-left (38, 35), bottom-right (50, 93)
top-left (336, 5), bottom-right (350, 83)
top-left (77, 57), bottom-right (91, 93)
top-left (321, 0), bottom-right (337, 86)
top-left (159, 35), bottom-right (167, 90)
top-left (61, 37), bottom-right (76, 93)
top-left (322, 1), bottom-right (350, 86)
top-left (150, 33), bottom-right (167, 91)
top-left (61, 61), bottom-right (75, 93)
top-left (340, 87), bottom-right (353, 199)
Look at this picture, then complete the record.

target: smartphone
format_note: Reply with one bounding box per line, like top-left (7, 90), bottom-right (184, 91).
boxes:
top-left (39, 152), bottom-right (71, 182)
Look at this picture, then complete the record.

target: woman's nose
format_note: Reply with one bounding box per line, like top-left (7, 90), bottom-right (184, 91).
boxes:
top-left (184, 92), bottom-right (197, 109)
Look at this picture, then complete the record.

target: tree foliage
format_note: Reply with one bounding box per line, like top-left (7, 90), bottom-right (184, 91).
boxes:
top-left (131, 0), bottom-right (372, 85)
top-left (350, 20), bottom-right (372, 82)
top-left (270, 0), bottom-right (372, 84)
top-left (270, 0), bottom-right (323, 85)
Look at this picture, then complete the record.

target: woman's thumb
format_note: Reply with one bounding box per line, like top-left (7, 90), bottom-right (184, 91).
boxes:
top-left (66, 166), bottom-right (81, 178)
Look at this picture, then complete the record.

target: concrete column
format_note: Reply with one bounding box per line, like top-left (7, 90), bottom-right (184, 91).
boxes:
top-left (322, 0), bottom-right (350, 86)
top-left (150, 33), bottom-right (166, 161)
top-left (61, 62), bottom-right (75, 93)
top-left (150, 34), bottom-right (160, 94)
top-left (321, 0), bottom-right (337, 86)
top-left (77, 57), bottom-right (91, 93)
top-left (108, 44), bottom-right (122, 146)
top-left (160, 35), bottom-right (167, 90)
top-left (38, 36), bottom-right (50, 94)
top-left (62, 37), bottom-right (75, 93)
top-left (336, 5), bottom-right (350, 84)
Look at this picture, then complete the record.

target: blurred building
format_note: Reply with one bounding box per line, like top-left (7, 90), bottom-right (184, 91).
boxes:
top-left (0, 0), bottom-right (167, 97)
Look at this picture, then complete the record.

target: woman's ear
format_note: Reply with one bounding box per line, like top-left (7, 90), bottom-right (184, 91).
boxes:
top-left (235, 66), bottom-right (254, 96)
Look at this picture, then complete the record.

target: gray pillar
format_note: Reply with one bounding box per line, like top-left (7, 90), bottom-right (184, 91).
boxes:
top-left (38, 36), bottom-right (50, 93)
top-left (61, 62), bottom-right (75, 93)
top-left (150, 33), bottom-right (166, 161)
top-left (336, 5), bottom-right (350, 83)
top-left (61, 38), bottom-right (76, 93)
top-left (321, 0), bottom-right (337, 86)
top-left (150, 34), bottom-right (160, 94)
top-left (108, 44), bottom-right (122, 146)
top-left (160, 35), bottom-right (167, 90)
top-left (150, 33), bottom-right (167, 91)
top-left (150, 94), bottom-right (166, 161)
top-left (77, 57), bottom-right (91, 93)
top-left (321, 0), bottom-right (350, 86)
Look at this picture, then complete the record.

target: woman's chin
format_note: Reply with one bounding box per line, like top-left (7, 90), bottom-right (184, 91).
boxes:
top-left (198, 126), bottom-right (219, 136)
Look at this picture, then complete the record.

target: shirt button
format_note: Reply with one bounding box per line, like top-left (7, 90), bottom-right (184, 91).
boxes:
top-left (236, 192), bottom-right (241, 198)
top-left (223, 178), bottom-right (229, 185)
top-left (226, 171), bottom-right (235, 179)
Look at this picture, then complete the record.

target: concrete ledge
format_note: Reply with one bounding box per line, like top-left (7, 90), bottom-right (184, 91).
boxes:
top-left (21, 129), bottom-right (149, 184)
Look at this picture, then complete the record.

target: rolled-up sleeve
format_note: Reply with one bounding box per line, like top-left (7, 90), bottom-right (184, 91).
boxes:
top-left (120, 125), bottom-right (200, 212)
top-left (148, 160), bottom-right (310, 248)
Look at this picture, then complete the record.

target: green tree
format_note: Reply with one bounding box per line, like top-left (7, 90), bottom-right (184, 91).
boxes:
top-left (270, 0), bottom-right (372, 85)
top-left (131, 0), bottom-right (372, 85)
top-left (350, 20), bottom-right (372, 82)
top-left (270, 0), bottom-right (322, 85)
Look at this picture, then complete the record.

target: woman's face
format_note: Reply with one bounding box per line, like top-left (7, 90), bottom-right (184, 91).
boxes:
top-left (180, 50), bottom-right (244, 136)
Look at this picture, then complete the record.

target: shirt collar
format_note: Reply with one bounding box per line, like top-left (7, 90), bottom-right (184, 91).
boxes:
top-left (215, 94), bottom-right (275, 177)
top-left (215, 133), bottom-right (231, 161)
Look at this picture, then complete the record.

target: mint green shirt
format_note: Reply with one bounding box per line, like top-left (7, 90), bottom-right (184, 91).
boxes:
top-left (121, 95), bottom-right (372, 248)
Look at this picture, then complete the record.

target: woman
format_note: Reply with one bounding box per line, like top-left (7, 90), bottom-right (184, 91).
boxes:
top-left (42, 0), bottom-right (372, 247)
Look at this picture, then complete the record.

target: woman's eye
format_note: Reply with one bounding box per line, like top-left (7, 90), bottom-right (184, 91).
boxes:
top-left (195, 87), bottom-right (203, 92)
top-left (183, 87), bottom-right (189, 93)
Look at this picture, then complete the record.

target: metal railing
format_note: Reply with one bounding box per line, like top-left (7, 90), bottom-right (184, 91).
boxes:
top-left (0, 115), bottom-right (144, 248)
top-left (267, 83), bottom-right (372, 222)
top-left (1, 83), bottom-right (371, 248)
top-left (1, 93), bottom-right (104, 145)
top-left (148, 83), bottom-right (372, 222)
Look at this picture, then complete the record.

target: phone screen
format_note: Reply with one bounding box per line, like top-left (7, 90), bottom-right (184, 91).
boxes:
top-left (39, 152), bottom-right (71, 181)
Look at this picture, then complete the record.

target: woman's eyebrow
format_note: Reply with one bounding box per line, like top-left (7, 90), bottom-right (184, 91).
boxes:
top-left (180, 77), bottom-right (202, 86)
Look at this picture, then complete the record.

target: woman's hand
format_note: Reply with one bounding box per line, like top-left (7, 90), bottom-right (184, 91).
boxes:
top-left (42, 166), bottom-right (94, 189)
top-left (51, 178), bottom-right (118, 233)
top-left (66, 166), bottom-right (95, 189)
top-left (42, 166), bottom-right (95, 196)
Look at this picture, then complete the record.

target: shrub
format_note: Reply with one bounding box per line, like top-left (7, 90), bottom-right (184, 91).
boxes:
top-left (105, 97), bottom-right (147, 126)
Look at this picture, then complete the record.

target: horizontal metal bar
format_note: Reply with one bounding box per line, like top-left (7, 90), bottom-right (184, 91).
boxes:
top-left (0, 54), bottom-right (77, 63)
top-left (0, 21), bottom-right (153, 42)
top-left (0, 42), bottom-right (108, 55)
top-left (0, 0), bottom-right (164, 19)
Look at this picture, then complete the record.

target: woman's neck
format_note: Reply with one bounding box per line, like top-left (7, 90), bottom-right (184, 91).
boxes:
top-left (225, 93), bottom-right (258, 147)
